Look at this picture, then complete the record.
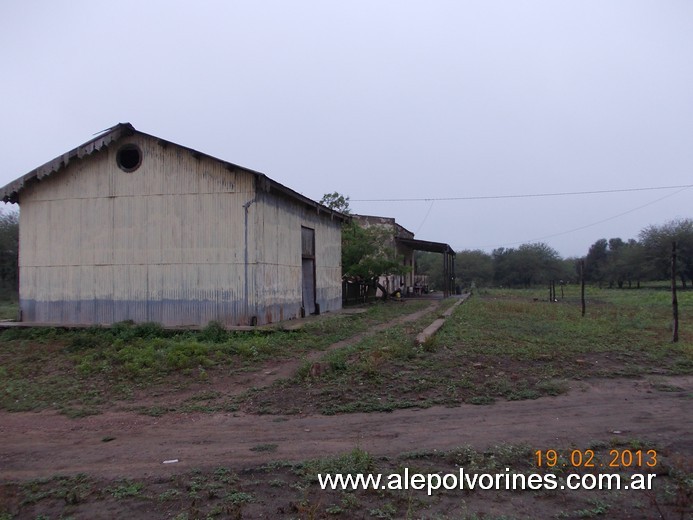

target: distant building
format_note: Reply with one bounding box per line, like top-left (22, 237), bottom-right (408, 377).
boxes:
top-left (352, 214), bottom-right (456, 297)
top-left (0, 123), bottom-right (347, 327)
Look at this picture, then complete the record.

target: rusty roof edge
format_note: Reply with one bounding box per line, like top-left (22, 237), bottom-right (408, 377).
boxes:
top-left (0, 123), bottom-right (135, 203)
top-left (0, 123), bottom-right (349, 222)
top-left (130, 128), bottom-right (349, 222)
top-left (256, 173), bottom-right (349, 222)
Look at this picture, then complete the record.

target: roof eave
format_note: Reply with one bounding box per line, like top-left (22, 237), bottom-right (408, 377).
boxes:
top-left (0, 123), bottom-right (136, 203)
top-left (396, 236), bottom-right (456, 255)
top-left (0, 123), bottom-right (348, 222)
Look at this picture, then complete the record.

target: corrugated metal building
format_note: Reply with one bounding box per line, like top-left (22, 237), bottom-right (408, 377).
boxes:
top-left (0, 123), bottom-right (347, 327)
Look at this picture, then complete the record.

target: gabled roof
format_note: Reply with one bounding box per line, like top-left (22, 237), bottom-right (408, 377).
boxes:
top-left (0, 123), bottom-right (135, 203)
top-left (0, 123), bottom-right (348, 221)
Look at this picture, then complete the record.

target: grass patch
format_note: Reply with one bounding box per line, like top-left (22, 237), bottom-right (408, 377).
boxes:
top-left (3, 441), bottom-right (688, 519)
top-left (237, 287), bottom-right (693, 415)
top-left (0, 300), bottom-right (430, 415)
top-left (2, 288), bottom-right (691, 417)
top-left (293, 447), bottom-right (374, 483)
top-left (107, 479), bottom-right (144, 499)
top-left (0, 299), bottom-right (18, 320)
top-left (20, 474), bottom-right (94, 506)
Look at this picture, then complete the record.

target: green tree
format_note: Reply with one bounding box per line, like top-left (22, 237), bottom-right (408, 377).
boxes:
top-left (493, 243), bottom-right (561, 287)
top-left (557, 257), bottom-right (581, 285)
top-left (455, 249), bottom-right (493, 288)
top-left (584, 238), bottom-right (609, 286)
top-left (639, 218), bottom-right (693, 287)
top-left (601, 238), bottom-right (647, 288)
top-left (319, 192), bottom-right (351, 214)
top-left (321, 192), bottom-right (407, 287)
top-left (583, 237), bottom-right (649, 288)
top-left (415, 251), bottom-right (444, 289)
top-left (0, 208), bottom-right (19, 296)
top-left (618, 239), bottom-right (648, 288)
top-left (341, 220), bottom-right (407, 282)
top-left (417, 250), bottom-right (493, 291)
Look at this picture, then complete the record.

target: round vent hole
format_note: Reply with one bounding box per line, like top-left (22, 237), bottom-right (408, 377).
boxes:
top-left (116, 144), bottom-right (142, 172)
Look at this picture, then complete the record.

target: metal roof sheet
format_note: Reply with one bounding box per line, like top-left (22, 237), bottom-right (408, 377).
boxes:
top-left (0, 123), bottom-right (348, 222)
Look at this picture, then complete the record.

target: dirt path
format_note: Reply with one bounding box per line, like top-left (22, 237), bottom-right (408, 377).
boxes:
top-left (2, 375), bottom-right (691, 480)
top-left (237, 299), bottom-right (442, 389)
top-left (97, 299), bottom-right (444, 412)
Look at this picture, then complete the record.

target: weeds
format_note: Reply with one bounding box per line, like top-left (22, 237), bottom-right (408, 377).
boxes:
top-left (250, 443), bottom-right (278, 453)
top-left (3, 441), bottom-right (688, 519)
top-left (296, 448), bottom-right (374, 483)
top-left (236, 288), bottom-right (692, 416)
top-left (107, 479), bottom-right (144, 499)
top-left (0, 300), bottom-right (430, 415)
top-left (21, 474), bottom-right (93, 506)
top-left (11, 288), bottom-right (687, 419)
top-left (0, 298), bottom-right (18, 320)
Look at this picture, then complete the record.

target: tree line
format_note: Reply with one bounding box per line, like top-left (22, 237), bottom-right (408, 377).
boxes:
top-left (1, 194), bottom-right (690, 299)
top-left (321, 193), bottom-right (693, 292)
top-left (418, 218), bottom-right (693, 290)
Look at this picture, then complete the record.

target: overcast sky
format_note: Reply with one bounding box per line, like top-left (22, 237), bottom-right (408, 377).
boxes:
top-left (1, 1), bottom-right (691, 258)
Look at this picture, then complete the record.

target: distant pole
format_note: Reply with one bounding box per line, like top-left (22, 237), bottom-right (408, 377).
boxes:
top-left (580, 260), bottom-right (586, 317)
top-left (672, 241), bottom-right (679, 343)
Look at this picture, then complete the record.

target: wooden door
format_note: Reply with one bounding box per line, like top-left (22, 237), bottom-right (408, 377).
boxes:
top-left (301, 227), bottom-right (316, 315)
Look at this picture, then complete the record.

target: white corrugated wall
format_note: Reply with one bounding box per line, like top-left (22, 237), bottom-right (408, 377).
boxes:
top-left (18, 133), bottom-right (342, 326)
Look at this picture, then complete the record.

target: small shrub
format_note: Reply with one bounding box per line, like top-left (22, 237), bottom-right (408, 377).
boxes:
top-left (225, 491), bottom-right (254, 504)
top-left (165, 341), bottom-right (212, 370)
top-left (537, 379), bottom-right (569, 396)
top-left (111, 321), bottom-right (166, 341)
top-left (107, 479), bottom-right (144, 499)
top-left (199, 321), bottom-right (228, 343)
top-left (298, 448), bottom-right (373, 482)
top-left (158, 489), bottom-right (180, 502)
top-left (116, 344), bottom-right (157, 376)
top-left (467, 396), bottom-right (495, 405)
top-left (507, 389), bottom-right (541, 400)
top-left (66, 330), bottom-right (109, 352)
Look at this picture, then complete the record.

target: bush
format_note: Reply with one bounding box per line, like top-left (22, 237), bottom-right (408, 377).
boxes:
top-left (111, 321), bottom-right (166, 341)
top-left (199, 321), bottom-right (229, 343)
top-left (165, 341), bottom-right (213, 369)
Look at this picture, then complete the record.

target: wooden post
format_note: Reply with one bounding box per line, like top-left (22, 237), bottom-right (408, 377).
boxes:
top-left (580, 260), bottom-right (586, 317)
top-left (450, 251), bottom-right (457, 294)
top-left (672, 241), bottom-right (679, 343)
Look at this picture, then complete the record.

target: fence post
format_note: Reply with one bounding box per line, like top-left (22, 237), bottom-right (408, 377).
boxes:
top-left (580, 260), bottom-right (586, 317)
top-left (672, 241), bottom-right (679, 343)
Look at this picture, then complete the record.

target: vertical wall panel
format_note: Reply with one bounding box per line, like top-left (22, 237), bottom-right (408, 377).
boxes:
top-left (17, 132), bottom-right (342, 326)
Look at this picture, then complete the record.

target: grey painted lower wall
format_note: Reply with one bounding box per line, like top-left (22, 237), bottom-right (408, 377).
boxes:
top-left (20, 295), bottom-right (342, 327)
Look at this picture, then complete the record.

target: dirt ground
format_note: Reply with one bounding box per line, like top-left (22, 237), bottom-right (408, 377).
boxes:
top-left (1, 299), bottom-right (691, 518)
top-left (1, 375), bottom-right (691, 481)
